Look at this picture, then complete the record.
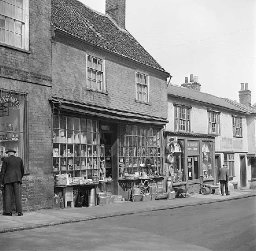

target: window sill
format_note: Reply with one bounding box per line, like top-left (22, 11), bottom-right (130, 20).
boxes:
top-left (86, 89), bottom-right (108, 95)
top-left (233, 136), bottom-right (243, 138)
top-left (0, 43), bottom-right (31, 54)
top-left (135, 99), bottom-right (151, 105)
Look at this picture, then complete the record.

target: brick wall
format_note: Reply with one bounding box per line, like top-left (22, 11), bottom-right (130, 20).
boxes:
top-left (52, 40), bottom-right (168, 120)
top-left (0, 0), bottom-right (53, 211)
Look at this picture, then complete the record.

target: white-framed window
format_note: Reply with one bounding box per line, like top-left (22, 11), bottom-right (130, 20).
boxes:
top-left (232, 116), bottom-right (242, 137)
top-left (174, 105), bottom-right (191, 132)
top-left (224, 153), bottom-right (235, 177)
top-left (87, 55), bottom-right (105, 92)
top-left (136, 72), bottom-right (149, 103)
top-left (0, 0), bottom-right (29, 50)
top-left (208, 111), bottom-right (220, 134)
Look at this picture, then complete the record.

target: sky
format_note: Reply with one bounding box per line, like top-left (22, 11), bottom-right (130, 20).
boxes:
top-left (78, 0), bottom-right (256, 105)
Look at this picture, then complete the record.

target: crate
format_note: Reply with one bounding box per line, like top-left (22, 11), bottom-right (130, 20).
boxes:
top-left (63, 187), bottom-right (74, 208)
top-left (133, 194), bottom-right (143, 202)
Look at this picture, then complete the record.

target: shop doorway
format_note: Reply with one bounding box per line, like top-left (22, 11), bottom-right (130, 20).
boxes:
top-left (215, 154), bottom-right (221, 182)
top-left (187, 156), bottom-right (199, 180)
top-left (251, 158), bottom-right (256, 180)
top-left (240, 156), bottom-right (247, 187)
top-left (100, 122), bottom-right (117, 179)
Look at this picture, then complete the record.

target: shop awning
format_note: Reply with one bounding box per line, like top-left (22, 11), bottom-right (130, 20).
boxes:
top-left (51, 97), bottom-right (168, 126)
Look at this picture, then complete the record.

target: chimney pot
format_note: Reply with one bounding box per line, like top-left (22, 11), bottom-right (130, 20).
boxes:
top-left (239, 83), bottom-right (251, 106)
top-left (185, 77), bottom-right (188, 83)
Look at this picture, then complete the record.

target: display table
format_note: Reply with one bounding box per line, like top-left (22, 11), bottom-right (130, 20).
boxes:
top-left (55, 182), bottom-right (99, 208)
top-left (118, 176), bottom-right (165, 201)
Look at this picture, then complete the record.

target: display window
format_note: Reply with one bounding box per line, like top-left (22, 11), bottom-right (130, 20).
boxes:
top-left (53, 114), bottom-right (104, 180)
top-left (165, 137), bottom-right (185, 183)
top-left (201, 141), bottom-right (214, 179)
top-left (118, 125), bottom-right (163, 178)
top-left (0, 90), bottom-right (27, 169)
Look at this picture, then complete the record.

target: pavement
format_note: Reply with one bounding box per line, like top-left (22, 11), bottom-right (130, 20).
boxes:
top-left (0, 189), bottom-right (255, 234)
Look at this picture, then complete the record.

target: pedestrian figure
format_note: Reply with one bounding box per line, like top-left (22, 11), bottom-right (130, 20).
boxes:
top-left (0, 157), bottom-right (6, 214)
top-left (218, 164), bottom-right (229, 196)
top-left (1, 149), bottom-right (24, 216)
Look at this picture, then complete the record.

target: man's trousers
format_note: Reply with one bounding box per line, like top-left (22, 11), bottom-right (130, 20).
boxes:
top-left (4, 182), bottom-right (22, 213)
top-left (220, 180), bottom-right (229, 195)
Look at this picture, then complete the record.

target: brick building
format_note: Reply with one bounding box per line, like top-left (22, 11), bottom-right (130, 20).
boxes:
top-left (0, 0), bottom-right (53, 210)
top-left (51, 0), bottom-right (170, 202)
top-left (1, 0), bottom-right (170, 210)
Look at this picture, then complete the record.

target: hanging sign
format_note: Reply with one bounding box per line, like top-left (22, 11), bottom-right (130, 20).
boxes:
top-left (187, 140), bottom-right (199, 155)
top-left (0, 93), bottom-right (20, 108)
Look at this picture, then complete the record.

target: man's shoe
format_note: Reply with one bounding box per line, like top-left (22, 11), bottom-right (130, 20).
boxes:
top-left (17, 212), bottom-right (23, 216)
top-left (3, 212), bottom-right (12, 216)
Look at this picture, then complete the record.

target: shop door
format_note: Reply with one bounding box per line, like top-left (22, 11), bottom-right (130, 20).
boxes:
top-left (251, 158), bottom-right (256, 180)
top-left (240, 156), bottom-right (247, 187)
top-left (215, 155), bottom-right (221, 183)
top-left (100, 123), bottom-right (117, 193)
top-left (187, 156), bottom-right (199, 180)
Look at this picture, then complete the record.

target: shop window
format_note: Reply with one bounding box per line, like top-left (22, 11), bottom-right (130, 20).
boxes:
top-left (136, 72), bottom-right (149, 103)
top-left (53, 115), bottom-right (104, 180)
top-left (0, 90), bottom-right (27, 171)
top-left (118, 125), bottom-right (162, 178)
top-left (202, 141), bottom-right (213, 179)
top-left (0, 0), bottom-right (29, 50)
top-left (174, 105), bottom-right (191, 132)
top-left (208, 111), bottom-right (220, 135)
top-left (165, 137), bottom-right (185, 183)
top-left (224, 153), bottom-right (235, 177)
top-left (86, 55), bottom-right (105, 92)
top-left (232, 116), bottom-right (242, 137)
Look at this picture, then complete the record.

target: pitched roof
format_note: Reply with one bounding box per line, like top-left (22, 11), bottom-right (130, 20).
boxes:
top-left (52, 0), bottom-right (168, 74)
top-left (167, 85), bottom-right (256, 114)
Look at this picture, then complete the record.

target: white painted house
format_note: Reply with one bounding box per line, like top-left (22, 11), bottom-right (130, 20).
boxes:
top-left (165, 76), bottom-right (256, 192)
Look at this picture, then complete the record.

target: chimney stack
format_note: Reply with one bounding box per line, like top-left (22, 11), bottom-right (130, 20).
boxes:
top-left (106, 0), bottom-right (126, 29)
top-left (239, 83), bottom-right (251, 106)
top-left (181, 74), bottom-right (201, 91)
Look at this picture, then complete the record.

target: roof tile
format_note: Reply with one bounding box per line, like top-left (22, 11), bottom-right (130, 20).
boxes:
top-left (52, 0), bottom-right (167, 73)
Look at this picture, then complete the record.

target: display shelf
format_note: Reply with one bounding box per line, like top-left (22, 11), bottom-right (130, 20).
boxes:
top-left (52, 115), bottom-right (105, 180)
top-left (118, 125), bottom-right (163, 178)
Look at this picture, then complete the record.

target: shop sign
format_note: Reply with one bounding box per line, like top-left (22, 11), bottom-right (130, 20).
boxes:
top-left (0, 93), bottom-right (20, 107)
top-left (187, 140), bottom-right (199, 155)
top-left (0, 93), bottom-right (19, 117)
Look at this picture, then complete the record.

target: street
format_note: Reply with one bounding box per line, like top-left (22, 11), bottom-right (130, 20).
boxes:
top-left (0, 196), bottom-right (255, 251)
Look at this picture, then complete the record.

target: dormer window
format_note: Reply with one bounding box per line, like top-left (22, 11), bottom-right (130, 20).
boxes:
top-left (86, 55), bottom-right (106, 92)
top-left (0, 0), bottom-right (29, 50)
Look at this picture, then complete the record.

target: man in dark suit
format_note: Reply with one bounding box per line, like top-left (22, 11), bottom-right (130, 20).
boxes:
top-left (218, 164), bottom-right (229, 196)
top-left (1, 149), bottom-right (24, 216)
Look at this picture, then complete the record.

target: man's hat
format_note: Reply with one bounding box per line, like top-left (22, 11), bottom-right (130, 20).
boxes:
top-left (5, 149), bottom-right (16, 154)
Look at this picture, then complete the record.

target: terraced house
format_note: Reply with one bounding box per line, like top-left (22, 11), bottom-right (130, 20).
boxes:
top-left (0, 0), bottom-right (170, 210)
top-left (164, 76), bottom-right (256, 193)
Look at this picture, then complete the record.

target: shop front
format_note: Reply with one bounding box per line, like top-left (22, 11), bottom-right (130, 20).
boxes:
top-left (0, 89), bottom-right (27, 169)
top-left (51, 98), bottom-right (167, 207)
top-left (164, 132), bottom-right (215, 194)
